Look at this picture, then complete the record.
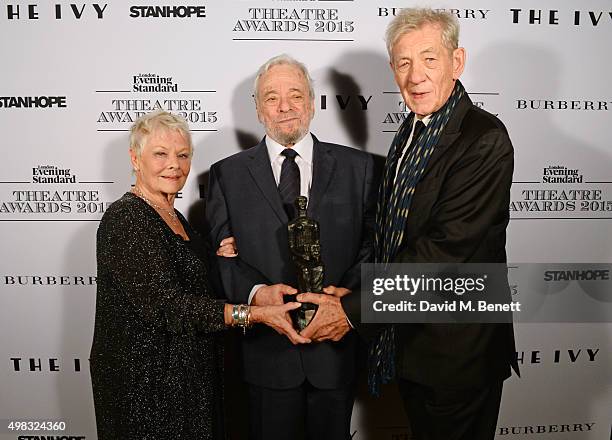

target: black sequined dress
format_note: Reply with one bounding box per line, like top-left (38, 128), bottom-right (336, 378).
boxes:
top-left (90, 192), bottom-right (226, 440)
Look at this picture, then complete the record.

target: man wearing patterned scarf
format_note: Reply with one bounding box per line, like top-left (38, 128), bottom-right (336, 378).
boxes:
top-left (357, 8), bottom-right (519, 440)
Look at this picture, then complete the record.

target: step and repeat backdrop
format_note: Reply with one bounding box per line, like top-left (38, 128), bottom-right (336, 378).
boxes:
top-left (1, 0), bottom-right (611, 439)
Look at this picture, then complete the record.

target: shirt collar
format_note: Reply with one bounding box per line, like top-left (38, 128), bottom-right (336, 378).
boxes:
top-left (265, 132), bottom-right (314, 165)
top-left (415, 113), bottom-right (433, 128)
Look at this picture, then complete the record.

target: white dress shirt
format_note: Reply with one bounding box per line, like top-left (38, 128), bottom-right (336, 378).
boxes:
top-left (394, 114), bottom-right (432, 179)
top-left (266, 132), bottom-right (313, 197)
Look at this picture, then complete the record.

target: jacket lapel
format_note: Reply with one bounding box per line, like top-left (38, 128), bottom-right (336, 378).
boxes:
top-left (246, 139), bottom-right (288, 223)
top-left (308, 135), bottom-right (336, 218)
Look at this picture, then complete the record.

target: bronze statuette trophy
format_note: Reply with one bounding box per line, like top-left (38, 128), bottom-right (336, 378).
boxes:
top-left (287, 196), bottom-right (323, 331)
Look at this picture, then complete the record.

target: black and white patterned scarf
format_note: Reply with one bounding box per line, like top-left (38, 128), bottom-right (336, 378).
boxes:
top-left (369, 80), bottom-right (466, 396)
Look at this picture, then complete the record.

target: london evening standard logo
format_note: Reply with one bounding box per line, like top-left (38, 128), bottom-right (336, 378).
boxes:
top-left (232, 6), bottom-right (355, 39)
top-left (96, 73), bottom-right (218, 131)
top-left (511, 166), bottom-right (612, 218)
top-left (32, 165), bottom-right (76, 183)
top-left (0, 164), bottom-right (115, 221)
top-left (132, 73), bottom-right (177, 92)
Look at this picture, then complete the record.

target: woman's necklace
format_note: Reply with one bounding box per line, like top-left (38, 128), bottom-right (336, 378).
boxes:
top-left (133, 186), bottom-right (179, 225)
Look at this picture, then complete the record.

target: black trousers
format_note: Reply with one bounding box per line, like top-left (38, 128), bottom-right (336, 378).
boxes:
top-left (397, 379), bottom-right (504, 440)
top-left (248, 380), bottom-right (355, 440)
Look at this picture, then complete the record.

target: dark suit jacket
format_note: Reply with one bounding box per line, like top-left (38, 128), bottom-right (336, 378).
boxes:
top-left (345, 93), bottom-right (519, 389)
top-left (206, 134), bottom-right (376, 389)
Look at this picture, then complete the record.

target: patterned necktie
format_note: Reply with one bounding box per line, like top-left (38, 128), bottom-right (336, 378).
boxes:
top-left (279, 148), bottom-right (300, 218)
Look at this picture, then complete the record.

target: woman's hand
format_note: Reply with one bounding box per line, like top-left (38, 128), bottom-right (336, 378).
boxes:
top-left (216, 236), bottom-right (238, 257)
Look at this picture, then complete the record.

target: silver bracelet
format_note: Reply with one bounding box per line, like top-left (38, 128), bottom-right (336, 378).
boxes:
top-left (232, 304), bottom-right (252, 334)
top-left (231, 304), bottom-right (240, 324)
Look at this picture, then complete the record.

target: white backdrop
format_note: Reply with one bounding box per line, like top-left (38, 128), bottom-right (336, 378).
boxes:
top-left (1, 1), bottom-right (611, 439)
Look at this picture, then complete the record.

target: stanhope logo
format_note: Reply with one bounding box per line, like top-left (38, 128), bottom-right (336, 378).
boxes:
top-left (543, 270), bottom-right (609, 281)
top-left (17, 436), bottom-right (86, 440)
top-left (0, 96), bottom-right (67, 109)
top-left (129, 5), bottom-right (206, 18)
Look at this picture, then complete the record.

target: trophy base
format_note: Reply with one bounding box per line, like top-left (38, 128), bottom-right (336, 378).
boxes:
top-left (291, 303), bottom-right (318, 332)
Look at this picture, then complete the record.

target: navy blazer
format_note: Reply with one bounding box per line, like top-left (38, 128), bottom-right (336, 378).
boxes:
top-left (206, 134), bottom-right (376, 389)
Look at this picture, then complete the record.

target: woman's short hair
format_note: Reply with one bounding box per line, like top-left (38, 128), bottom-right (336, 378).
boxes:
top-left (385, 8), bottom-right (459, 58)
top-left (253, 54), bottom-right (314, 103)
top-left (129, 111), bottom-right (192, 157)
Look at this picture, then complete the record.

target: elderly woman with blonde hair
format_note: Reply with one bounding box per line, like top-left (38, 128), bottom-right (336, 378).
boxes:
top-left (90, 111), bottom-right (308, 440)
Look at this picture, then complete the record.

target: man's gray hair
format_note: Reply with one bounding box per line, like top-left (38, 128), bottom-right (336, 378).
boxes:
top-left (385, 8), bottom-right (460, 58)
top-left (253, 54), bottom-right (315, 103)
top-left (129, 111), bottom-right (192, 157)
